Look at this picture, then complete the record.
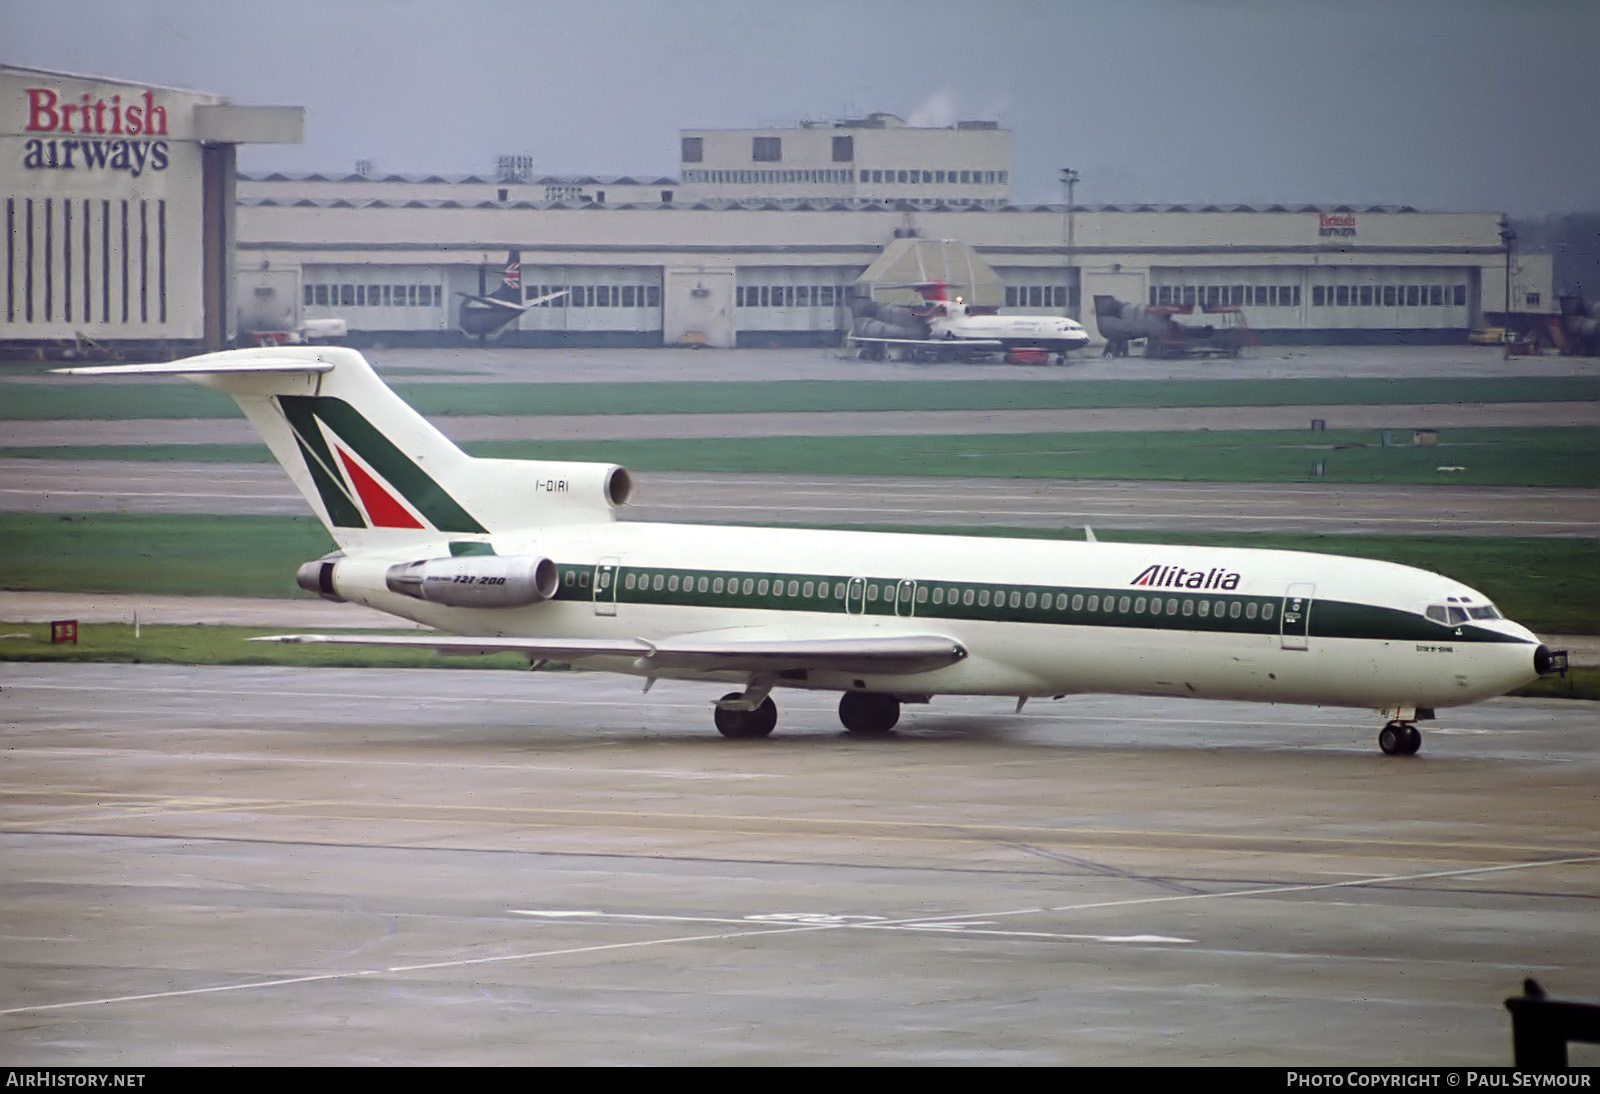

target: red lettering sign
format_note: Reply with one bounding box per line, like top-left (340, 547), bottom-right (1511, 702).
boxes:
top-left (23, 86), bottom-right (167, 136)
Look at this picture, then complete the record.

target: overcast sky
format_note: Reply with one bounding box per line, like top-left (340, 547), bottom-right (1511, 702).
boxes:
top-left (6, 0), bottom-right (1596, 214)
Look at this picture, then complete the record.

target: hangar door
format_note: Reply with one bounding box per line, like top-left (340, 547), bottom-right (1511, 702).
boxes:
top-left (994, 266), bottom-right (1081, 319)
top-left (735, 266), bottom-right (859, 347)
top-left (513, 264), bottom-right (663, 346)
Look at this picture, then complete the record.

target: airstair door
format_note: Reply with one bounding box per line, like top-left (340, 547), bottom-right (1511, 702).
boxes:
top-left (1280, 583), bottom-right (1314, 650)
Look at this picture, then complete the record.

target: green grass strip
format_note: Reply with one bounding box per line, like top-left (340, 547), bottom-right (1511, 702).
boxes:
top-left (6, 375), bottom-right (1597, 420)
top-left (5, 427), bottom-right (1598, 488)
top-left (3, 513), bottom-right (1595, 635)
top-left (466, 428), bottom-right (1600, 488)
top-left (2, 513), bottom-right (334, 599)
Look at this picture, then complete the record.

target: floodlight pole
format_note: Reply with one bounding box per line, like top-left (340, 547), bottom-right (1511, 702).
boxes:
top-left (1061, 168), bottom-right (1080, 317)
top-left (1499, 222), bottom-right (1516, 333)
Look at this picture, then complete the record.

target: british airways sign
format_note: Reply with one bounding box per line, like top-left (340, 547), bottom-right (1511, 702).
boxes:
top-left (18, 86), bottom-right (171, 177)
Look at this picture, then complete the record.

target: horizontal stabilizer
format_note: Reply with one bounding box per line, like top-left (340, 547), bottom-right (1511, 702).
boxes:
top-left (54, 352), bottom-right (335, 377)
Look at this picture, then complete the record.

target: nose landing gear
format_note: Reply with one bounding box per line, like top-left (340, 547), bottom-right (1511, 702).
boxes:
top-left (1378, 721), bottom-right (1422, 756)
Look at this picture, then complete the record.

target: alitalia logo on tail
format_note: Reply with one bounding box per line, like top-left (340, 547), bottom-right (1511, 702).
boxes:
top-left (1132, 564), bottom-right (1241, 590)
top-left (275, 394), bottom-right (487, 533)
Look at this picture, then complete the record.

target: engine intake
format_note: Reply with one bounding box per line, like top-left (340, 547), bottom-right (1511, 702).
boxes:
top-left (385, 555), bottom-right (559, 609)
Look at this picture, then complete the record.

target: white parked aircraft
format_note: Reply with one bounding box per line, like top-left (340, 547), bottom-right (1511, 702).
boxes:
top-left (61, 347), bottom-right (1563, 755)
top-left (854, 280), bottom-right (1092, 362)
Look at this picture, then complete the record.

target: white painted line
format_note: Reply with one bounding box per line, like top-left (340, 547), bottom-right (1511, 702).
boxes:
top-left (5, 854), bottom-right (1584, 1016)
top-left (0, 748), bottom-right (785, 778)
top-left (0, 488), bottom-right (300, 500)
top-left (512, 909), bottom-right (1196, 944)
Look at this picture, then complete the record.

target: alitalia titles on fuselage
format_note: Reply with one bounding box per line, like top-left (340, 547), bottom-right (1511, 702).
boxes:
top-left (1131, 564), bottom-right (1242, 591)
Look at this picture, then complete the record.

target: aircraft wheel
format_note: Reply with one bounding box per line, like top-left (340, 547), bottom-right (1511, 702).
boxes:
top-left (714, 694), bottom-right (777, 739)
top-left (839, 691), bottom-right (900, 734)
top-left (1378, 721), bottom-right (1420, 756)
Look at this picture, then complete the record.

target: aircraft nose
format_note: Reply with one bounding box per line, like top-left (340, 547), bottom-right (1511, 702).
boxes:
top-left (1534, 644), bottom-right (1570, 676)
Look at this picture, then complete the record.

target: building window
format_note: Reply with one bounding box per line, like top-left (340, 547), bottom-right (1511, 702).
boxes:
top-left (681, 137), bottom-right (702, 163)
top-left (753, 136), bottom-right (781, 162)
top-left (832, 135), bottom-right (853, 162)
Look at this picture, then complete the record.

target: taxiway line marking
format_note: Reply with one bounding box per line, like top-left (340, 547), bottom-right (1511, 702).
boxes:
top-left (2, 854), bottom-right (1591, 1017)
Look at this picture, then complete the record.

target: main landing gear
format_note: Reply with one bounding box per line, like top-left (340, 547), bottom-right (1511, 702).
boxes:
top-left (713, 692), bottom-right (778, 739)
top-left (712, 689), bottom-right (906, 738)
top-left (838, 691), bottom-right (900, 735)
top-left (1378, 721), bottom-right (1422, 756)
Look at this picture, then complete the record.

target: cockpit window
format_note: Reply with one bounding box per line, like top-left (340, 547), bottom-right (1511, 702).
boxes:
top-left (1426, 602), bottom-right (1500, 624)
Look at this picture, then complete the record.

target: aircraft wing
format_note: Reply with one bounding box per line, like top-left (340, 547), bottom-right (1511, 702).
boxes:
top-left (456, 289), bottom-right (568, 313)
top-left (252, 629), bottom-right (966, 674)
top-left (455, 293), bottom-right (529, 312)
top-left (850, 337), bottom-right (1005, 348)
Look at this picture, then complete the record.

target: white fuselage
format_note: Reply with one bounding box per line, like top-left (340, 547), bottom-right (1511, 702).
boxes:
top-left (929, 304), bottom-right (1092, 352)
top-left (330, 520), bottom-right (1542, 712)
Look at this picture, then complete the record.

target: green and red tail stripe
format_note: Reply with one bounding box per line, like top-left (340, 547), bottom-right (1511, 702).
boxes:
top-left (276, 394), bottom-right (487, 533)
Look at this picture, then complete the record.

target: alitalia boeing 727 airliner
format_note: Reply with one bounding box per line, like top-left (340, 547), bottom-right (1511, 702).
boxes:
top-left (62, 347), bottom-right (1565, 755)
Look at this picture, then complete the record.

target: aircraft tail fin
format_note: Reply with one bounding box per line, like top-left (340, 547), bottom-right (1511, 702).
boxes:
top-left (58, 346), bottom-right (630, 552)
top-left (492, 250), bottom-right (523, 303)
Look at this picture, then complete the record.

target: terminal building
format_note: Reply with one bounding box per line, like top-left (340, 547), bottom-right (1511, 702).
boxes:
top-left (1, 63), bottom-right (302, 356)
top-left (3, 82), bottom-right (1552, 353)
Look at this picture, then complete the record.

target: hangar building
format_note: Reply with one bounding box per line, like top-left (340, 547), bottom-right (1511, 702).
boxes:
top-left (10, 89), bottom-right (1546, 353)
top-left (1, 63), bottom-right (302, 356)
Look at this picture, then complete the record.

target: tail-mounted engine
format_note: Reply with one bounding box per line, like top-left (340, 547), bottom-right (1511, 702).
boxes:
top-left (383, 555), bottom-right (559, 609)
top-left (296, 553), bottom-right (346, 602)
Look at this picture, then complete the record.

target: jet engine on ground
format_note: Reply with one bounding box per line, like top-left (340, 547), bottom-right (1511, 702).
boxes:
top-left (848, 287), bottom-right (929, 341)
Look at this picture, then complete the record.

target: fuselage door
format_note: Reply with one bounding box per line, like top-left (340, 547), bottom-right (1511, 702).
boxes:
top-left (594, 557), bottom-right (620, 616)
top-left (895, 579), bottom-right (918, 617)
top-left (845, 576), bottom-right (867, 615)
top-left (1280, 582), bottom-right (1314, 650)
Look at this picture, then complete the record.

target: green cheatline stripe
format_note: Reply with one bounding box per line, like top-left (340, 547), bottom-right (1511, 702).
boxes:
top-left (546, 562), bottom-right (1525, 645)
top-left (277, 395), bottom-right (487, 534)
